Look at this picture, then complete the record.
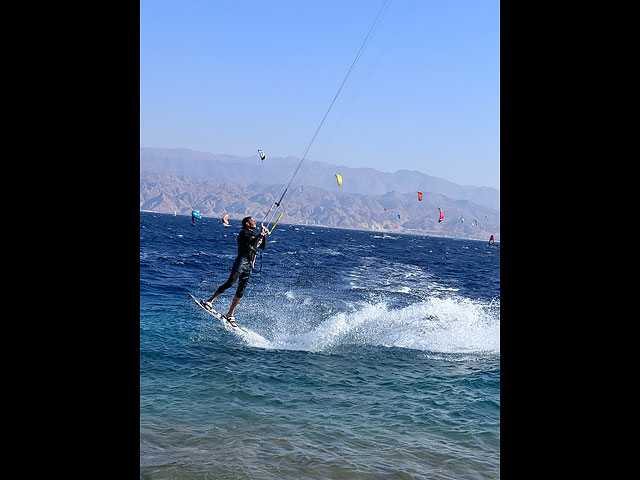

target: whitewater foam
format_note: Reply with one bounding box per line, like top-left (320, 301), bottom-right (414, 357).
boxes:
top-left (238, 295), bottom-right (499, 354)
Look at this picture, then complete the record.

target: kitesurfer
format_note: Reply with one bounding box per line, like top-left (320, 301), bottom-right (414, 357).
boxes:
top-left (191, 210), bottom-right (201, 226)
top-left (201, 216), bottom-right (269, 326)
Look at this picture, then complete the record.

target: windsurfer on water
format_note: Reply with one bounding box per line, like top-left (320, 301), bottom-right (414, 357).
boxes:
top-left (202, 216), bottom-right (269, 326)
top-left (191, 210), bottom-right (201, 226)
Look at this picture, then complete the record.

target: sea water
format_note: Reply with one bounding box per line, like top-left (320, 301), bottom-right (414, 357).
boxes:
top-left (140, 212), bottom-right (500, 479)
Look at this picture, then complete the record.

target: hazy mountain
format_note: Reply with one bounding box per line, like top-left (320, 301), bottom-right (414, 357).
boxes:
top-left (140, 171), bottom-right (499, 241)
top-left (140, 147), bottom-right (500, 212)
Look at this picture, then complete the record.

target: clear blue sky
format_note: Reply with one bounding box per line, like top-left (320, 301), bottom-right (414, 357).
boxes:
top-left (140, 0), bottom-right (500, 189)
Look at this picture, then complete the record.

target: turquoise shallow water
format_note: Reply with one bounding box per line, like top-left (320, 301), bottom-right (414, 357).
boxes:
top-left (140, 212), bottom-right (500, 479)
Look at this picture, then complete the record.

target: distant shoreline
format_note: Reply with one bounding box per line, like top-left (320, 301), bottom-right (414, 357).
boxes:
top-left (140, 210), bottom-right (499, 243)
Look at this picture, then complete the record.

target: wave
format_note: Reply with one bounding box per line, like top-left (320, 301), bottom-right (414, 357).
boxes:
top-left (232, 295), bottom-right (499, 355)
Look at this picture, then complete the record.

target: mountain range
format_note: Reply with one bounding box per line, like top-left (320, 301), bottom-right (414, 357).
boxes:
top-left (140, 149), bottom-right (499, 240)
top-left (140, 148), bottom-right (499, 212)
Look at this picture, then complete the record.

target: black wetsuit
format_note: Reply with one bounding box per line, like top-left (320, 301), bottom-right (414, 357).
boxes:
top-left (214, 227), bottom-right (266, 298)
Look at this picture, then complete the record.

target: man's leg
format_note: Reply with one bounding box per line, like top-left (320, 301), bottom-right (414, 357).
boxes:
top-left (205, 290), bottom-right (222, 305)
top-left (205, 271), bottom-right (239, 308)
top-left (227, 271), bottom-right (250, 318)
top-left (226, 295), bottom-right (241, 318)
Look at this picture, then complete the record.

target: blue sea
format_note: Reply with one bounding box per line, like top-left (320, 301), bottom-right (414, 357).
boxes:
top-left (140, 212), bottom-right (500, 479)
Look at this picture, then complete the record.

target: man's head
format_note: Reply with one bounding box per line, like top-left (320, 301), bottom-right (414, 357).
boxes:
top-left (242, 216), bottom-right (257, 230)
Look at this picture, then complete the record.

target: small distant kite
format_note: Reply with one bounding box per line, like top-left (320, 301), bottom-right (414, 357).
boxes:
top-left (417, 191), bottom-right (423, 201)
top-left (335, 173), bottom-right (343, 186)
top-left (258, 149), bottom-right (266, 161)
top-left (438, 208), bottom-right (444, 223)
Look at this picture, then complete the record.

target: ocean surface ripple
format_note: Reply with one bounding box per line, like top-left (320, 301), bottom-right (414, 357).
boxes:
top-left (140, 212), bottom-right (500, 479)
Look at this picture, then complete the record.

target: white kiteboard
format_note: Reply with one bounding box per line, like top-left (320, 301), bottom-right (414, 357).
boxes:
top-left (189, 294), bottom-right (247, 332)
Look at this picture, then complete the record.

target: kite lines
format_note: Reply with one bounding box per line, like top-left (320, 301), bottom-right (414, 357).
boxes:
top-left (260, 0), bottom-right (393, 232)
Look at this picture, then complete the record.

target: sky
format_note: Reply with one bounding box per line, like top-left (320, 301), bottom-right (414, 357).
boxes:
top-left (140, 0), bottom-right (500, 189)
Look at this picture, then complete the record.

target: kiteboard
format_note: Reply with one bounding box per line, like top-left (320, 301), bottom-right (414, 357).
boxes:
top-left (189, 294), bottom-right (247, 332)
